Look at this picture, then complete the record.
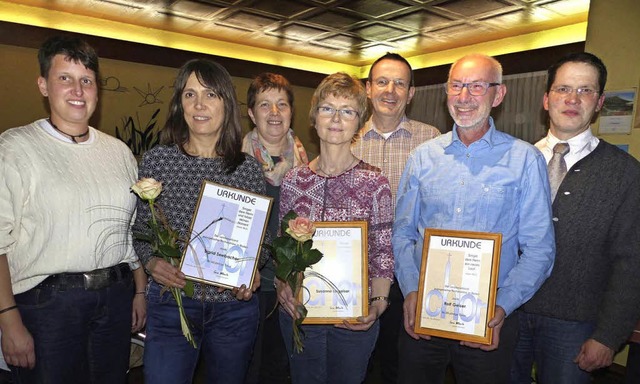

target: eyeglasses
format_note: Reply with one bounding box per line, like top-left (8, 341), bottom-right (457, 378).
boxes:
top-left (444, 81), bottom-right (501, 96)
top-left (550, 86), bottom-right (599, 97)
top-left (373, 78), bottom-right (409, 90)
top-left (317, 106), bottom-right (360, 121)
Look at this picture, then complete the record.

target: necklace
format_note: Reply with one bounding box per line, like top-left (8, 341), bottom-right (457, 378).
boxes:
top-left (316, 156), bottom-right (359, 177)
top-left (47, 118), bottom-right (89, 144)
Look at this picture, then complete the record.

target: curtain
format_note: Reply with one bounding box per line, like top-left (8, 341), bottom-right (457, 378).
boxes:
top-left (407, 71), bottom-right (549, 144)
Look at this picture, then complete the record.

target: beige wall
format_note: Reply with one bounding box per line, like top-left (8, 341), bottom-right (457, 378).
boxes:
top-left (586, 0), bottom-right (640, 160)
top-left (0, 43), bottom-right (319, 158)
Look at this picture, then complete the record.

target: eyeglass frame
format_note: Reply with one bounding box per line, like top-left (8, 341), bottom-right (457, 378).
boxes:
top-left (372, 78), bottom-right (410, 90)
top-left (549, 86), bottom-right (599, 97)
top-left (316, 106), bottom-right (360, 121)
top-left (444, 81), bottom-right (501, 96)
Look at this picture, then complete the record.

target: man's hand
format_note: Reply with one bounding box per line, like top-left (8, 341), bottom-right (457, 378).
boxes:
top-left (574, 338), bottom-right (614, 372)
top-left (461, 306), bottom-right (505, 351)
top-left (403, 291), bottom-right (430, 340)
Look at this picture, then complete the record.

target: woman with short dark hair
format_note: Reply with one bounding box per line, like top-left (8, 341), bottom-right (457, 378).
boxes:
top-left (242, 72), bottom-right (308, 384)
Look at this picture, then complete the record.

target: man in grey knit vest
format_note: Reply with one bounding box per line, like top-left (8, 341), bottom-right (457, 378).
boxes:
top-left (510, 52), bottom-right (640, 383)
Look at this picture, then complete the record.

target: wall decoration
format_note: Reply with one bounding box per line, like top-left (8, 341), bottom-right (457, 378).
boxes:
top-left (134, 83), bottom-right (165, 107)
top-left (598, 88), bottom-right (637, 134)
top-left (115, 109), bottom-right (161, 158)
top-left (615, 144), bottom-right (629, 153)
top-left (101, 76), bottom-right (128, 92)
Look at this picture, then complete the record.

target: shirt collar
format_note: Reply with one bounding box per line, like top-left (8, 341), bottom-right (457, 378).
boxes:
top-left (449, 117), bottom-right (502, 148)
top-left (544, 128), bottom-right (595, 154)
top-left (362, 116), bottom-right (410, 139)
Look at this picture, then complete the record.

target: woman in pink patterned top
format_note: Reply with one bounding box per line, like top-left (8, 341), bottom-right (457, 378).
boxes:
top-left (275, 72), bottom-right (394, 384)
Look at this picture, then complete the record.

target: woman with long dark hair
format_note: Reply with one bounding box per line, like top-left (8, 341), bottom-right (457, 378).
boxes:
top-left (133, 59), bottom-right (266, 384)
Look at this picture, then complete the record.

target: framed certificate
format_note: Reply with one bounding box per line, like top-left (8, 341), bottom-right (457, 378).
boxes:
top-left (179, 180), bottom-right (273, 290)
top-left (300, 222), bottom-right (368, 324)
top-left (415, 229), bottom-right (501, 344)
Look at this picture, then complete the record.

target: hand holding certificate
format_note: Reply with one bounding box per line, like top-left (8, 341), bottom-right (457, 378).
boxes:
top-left (415, 229), bottom-right (501, 345)
top-left (301, 222), bottom-right (368, 324)
top-left (179, 181), bottom-right (273, 291)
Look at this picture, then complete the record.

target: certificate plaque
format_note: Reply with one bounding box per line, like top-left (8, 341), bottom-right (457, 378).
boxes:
top-left (179, 181), bottom-right (272, 290)
top-left (301, 222), bottom-right (368, 324)
top-left (415, 229), bottom-right (501, 344)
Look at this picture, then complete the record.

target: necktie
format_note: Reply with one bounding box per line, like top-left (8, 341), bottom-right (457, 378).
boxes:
top-left (548, 142), bottom-right (570, 202)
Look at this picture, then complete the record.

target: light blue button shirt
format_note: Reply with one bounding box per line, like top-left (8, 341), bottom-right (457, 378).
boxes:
top-left (393, 118), bottom-right (555, 316)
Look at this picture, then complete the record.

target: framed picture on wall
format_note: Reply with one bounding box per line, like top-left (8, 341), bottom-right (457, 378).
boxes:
top-left (598, 88), bottom-right (637, 134)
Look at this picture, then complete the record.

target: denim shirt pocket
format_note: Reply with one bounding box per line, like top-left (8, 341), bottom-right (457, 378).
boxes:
top-left (420, 184), bottom-right (455, 229)
top-left (475, 184), bottom-right (517, 232)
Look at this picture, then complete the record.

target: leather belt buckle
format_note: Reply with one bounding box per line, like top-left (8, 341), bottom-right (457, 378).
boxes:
top-left (83, 269), bottom-right (111, 290)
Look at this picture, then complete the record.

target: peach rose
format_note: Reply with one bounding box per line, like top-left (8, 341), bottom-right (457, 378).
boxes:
top-left (131, 178), bottom-right (163, 201)
top-left (286, 217), bottom-right (315, 242)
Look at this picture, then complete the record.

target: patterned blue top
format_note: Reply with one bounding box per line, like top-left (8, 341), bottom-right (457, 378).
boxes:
top-left (133, 144), bottom-right (268, 302)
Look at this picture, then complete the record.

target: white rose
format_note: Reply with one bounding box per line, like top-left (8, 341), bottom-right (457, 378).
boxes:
top-left (131, 178), bottom-right (163, 201)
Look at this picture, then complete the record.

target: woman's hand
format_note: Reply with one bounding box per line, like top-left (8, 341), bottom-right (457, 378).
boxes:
top-left (335, 299), bottom-right (388, 331)
top-left (275, 278), bottom-right (300, 319)
top-left (131, 293), bottom-right (147, 332)
top-left (145, 257), bottom-right (186, 288)
top-left (229, 270), bottom-right (261, 301)
top-left (1, 313), bottom-right (36, 369)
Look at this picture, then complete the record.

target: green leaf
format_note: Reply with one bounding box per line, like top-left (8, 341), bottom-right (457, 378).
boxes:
top-left (158, 230), bottom-right (172, 244)
top-left (133, 232), bottom-right (153, 242)
top-left (302, 249), bottom-right (323, 266)
top-left (302, 239), bottom-right (313, 252)
top-left (275, 258), bottom-right (293, 281)
top-left (158, 244), bottom-right (181, 258)
top-left (280, 210), bottom-right (298, 234)
top-left (295, 303), bottom-right (308, 320)
top-left (182, 281), bottom-right (194, 298)
top-left (272, 235), bottom-right (295, 251)
top-left (273, 241), bottom-right (296, 264)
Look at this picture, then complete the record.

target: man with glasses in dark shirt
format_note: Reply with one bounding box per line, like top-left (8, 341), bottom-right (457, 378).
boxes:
top-left (511, 52), bottom-right (640, 384)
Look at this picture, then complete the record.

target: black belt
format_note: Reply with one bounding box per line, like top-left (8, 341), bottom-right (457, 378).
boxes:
top-left (38, 263), bottom-right (132, 291)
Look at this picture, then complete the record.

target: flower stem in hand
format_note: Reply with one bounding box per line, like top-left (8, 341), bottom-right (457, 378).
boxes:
top-left (171, 286), bottom-right (196, 348)
top-left (292, 302), bottom-right (307, 353)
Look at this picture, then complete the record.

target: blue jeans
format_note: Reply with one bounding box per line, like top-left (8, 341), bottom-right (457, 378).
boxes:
top-left (143, 282), bottom-right (259, 384)
top-left (279, 310), bottom-right (379, 384)
top-left (244, 289), bottom-right (289, 384)
top-left (511, 311), bottom-right (595, 384)
top-left (398, 310), bottom-right (520, 384)
top-left (10, 276), bottom-right (133, 384)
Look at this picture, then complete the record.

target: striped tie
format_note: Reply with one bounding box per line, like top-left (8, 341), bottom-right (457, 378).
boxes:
top-left (548, 142), bottom-right (570, 202)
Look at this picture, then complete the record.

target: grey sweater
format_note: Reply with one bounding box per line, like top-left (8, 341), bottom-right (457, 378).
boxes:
top-left (523, 140), bottom-right (640, 350)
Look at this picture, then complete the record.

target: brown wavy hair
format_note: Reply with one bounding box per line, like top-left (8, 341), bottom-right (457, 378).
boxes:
top-left (161, 59), bottom-right (245, 173)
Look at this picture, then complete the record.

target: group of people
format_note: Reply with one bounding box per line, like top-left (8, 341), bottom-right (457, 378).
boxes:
top-left (0, 33), bottom-right (639, 384)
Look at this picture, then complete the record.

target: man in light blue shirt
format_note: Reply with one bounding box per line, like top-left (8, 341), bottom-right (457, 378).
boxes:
top-left (393, 53), bottom-right (555, 384)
